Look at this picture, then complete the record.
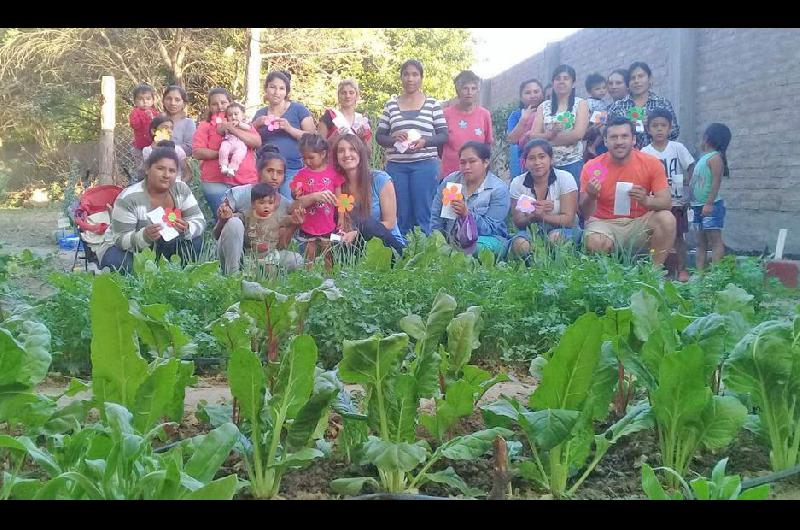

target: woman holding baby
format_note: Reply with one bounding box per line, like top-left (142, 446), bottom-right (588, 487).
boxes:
top-left (375, 59), bottom-right (448, 236)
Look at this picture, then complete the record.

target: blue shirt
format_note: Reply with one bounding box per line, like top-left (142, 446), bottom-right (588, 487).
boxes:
top-left (253, 102), bottom-right (312, 170)
top-left (506, 109), bottom-right (522, 177)
top-left (370, 170), bottom-right (405, 245)
top-left (430, 171), bottom-right (510, 241)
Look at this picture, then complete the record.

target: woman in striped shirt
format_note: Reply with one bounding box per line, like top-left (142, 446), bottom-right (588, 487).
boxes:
top-left (97, 146), bottom-right (205, 274)
top-left (376, 59), bottom-right (448, 235)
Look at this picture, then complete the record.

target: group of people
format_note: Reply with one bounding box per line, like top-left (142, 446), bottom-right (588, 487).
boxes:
top-left (97, 58), bottom-right (731, 279)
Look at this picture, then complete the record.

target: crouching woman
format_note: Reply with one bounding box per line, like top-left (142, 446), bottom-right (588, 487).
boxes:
top-left (430, 141), bottom-right (510, 257)
top-left (97, 146), bottom-right (205, 274)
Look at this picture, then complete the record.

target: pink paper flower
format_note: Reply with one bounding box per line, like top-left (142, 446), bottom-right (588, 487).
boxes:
top-left (587, 162), bottom-right (608, 183)
top-left (517, 195), bottom-right (536, 213)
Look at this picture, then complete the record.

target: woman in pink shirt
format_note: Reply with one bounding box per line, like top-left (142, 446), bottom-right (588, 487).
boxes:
top-left (192, 87), bottom-right (262, 219)
top-left (440, 70), bottom-right (493, 179)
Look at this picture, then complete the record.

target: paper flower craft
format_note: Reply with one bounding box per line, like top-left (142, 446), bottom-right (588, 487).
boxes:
top-left (516, 195), bottom-right (536, 213)
top-left (587, 162), bottom-right (608, 183)
top-left (627, 106), bottom-right (645, 122)
top-left (555, 111), bottom-right (575, 129)
top-left (154, 129), bottom-right (172, 143)
top-left (337, 194), bottom-right (355, 213)
top-left (162, 208), bottom-right (182, 227)
top-left (264, 115), bottom-right (279, 131)
top-left (289, 179), bottom-right (305, 196)
top-left (442, 184), bottom-right (463, 206)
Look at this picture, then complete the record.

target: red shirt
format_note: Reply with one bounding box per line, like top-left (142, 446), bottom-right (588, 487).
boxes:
top-left (129, 107), bottom-right (158, 149)
top-left (580, 150), bottom-right (669, 220)
top-left (441, 105), bottom-right (493, 178)
top-left (193, 120), bottom-right (258, 185)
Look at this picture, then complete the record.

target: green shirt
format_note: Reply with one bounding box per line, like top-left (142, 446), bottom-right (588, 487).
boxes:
top-left (690, 151), bottom-right (723, 206)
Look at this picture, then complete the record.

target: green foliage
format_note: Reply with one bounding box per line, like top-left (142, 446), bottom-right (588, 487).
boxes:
top-left (482, 313), bottom-right (650, 498)
top-left (642, 458), bottom-right (770, 500)
top-left (335, 331), bottom-right (512, 496)
top-left (227, 335), bottom-right (338, 499)
top-left (723, 309), bottom-right (800, 472)
top-left (4, 403), bottom-right (240, 499)
top-left (89, 274), bottom-right (196, 432)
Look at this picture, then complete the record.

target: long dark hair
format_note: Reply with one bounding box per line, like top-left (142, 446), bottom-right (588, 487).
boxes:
top-left (704, 123), bottom-right (732, 176)
top-left (549, 64), bottom-right (576, 116)
top-left (331, 133), bottom-right (373, 219)
top-left (522, 139), bottom-right (557, 187)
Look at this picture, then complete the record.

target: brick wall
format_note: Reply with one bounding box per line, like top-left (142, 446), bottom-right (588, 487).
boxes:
top-left (484, 28), bottom-right (800, 255)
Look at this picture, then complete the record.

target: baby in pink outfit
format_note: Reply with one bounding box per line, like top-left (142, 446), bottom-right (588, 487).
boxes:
top-left (218, 103), bottom-right (251, 177)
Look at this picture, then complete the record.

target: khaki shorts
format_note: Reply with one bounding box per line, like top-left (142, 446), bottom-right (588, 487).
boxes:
top-left (584, 212), bottom-right (654, 252)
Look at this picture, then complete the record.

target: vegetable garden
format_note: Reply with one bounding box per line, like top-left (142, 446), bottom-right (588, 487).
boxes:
top-left (1, 230), bottom-right (799, 500)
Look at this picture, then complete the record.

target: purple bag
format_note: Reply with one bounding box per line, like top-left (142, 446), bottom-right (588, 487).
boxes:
top-left (453, 212), bottom-right (478, 255)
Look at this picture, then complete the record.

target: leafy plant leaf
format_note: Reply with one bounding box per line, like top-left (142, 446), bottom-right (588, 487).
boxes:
top-left (228, 346), bottom-right (266, 426)
top-left (423, 466), bottom-right (484, 497)
top-left (272, 334), bottom-right (318, 421)
top-left (184, 422), bottom-right (239, 484)
top-left (330, 476), bottom-right (380, 496)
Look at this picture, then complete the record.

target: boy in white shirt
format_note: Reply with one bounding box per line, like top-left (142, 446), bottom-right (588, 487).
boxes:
top-left (642, 108), bottom-right (695, 281)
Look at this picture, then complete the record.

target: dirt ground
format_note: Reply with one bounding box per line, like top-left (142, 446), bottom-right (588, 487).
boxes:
top-left (0, 206), bottom-right (81, 272)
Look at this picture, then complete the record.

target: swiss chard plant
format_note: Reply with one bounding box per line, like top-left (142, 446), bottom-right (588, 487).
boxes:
top-left (332, 332), bottom-right (512, 497)
top-left (399, 290), bottom-right (508, 442)
top-left (723, 307), bottom-right (800, 471)
top-left (3, 402), bottom-right (240, 500)
top-left (90, 274), bottom-right (196, 432)
top-left (642, 457), bottom-right (770, 500)
top-left (227, 334), bottom-right (339, 499)
top-left (482, 312), bottom-right (652, 498)
top-left (0, 304), bottom-right (89, 436)
top-left (618, 287), bottom-right (748, 486)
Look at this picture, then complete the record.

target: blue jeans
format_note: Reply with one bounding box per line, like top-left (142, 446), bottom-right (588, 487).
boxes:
top-left (280, 168), bottom-right (301, 199)
top-left (386, 158), bottom-right (440, 235)
top-left (557, 159), bottom-right (584, 189)
top-left (100, 236), bottom-right (204, 275)
top-left (201, 181), bottom-right (233, 221)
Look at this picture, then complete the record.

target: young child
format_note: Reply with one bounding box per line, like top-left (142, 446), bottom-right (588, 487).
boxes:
top-left (218, 102), bottom-right (251, 177)
top-left (290, 133), bottom-right (345, 269)
top-left (690, 123), bottom-right (731, 270)
top-left (585, 73), bottom-right (610, 114)
top-left (221, 183), bottom-right (295, 270)
top-left (129, 84), bottom-right (159, 172)
top-left (142, 115), bottom-right (187, 181)
top-left (584, 73), bottom-right (609, 158)
top-left (642, 108), bottom-right (696, 281)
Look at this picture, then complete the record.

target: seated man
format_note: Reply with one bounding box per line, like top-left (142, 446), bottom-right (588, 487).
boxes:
top-left (578, 116), bottom-right (676, 266)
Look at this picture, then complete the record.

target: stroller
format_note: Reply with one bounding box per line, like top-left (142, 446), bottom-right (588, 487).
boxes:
top-left (71, 184), bottom-right (123, 270)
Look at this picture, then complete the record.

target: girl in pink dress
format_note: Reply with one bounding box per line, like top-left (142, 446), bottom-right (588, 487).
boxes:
top-left (290, 133), bottom-right (345, 269)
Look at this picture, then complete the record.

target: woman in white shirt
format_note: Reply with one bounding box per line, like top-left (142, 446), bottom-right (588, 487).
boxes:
top-left (508, 139), bottom-right (581, 259)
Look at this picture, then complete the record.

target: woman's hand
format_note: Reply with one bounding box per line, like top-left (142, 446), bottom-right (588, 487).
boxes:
top-left (216, 122), bottom-right (231, 136)
top-left (536, 199), bottom-right (555, 214)
top-left (252, 115), bottom-right (268, 129)
top-left (144, 223), bottom-right (162, 242)
top-left (408, 138), bottom-right (427, 151)
top-left (341, 230), bottom-right (359, 245)
top-left (392, 131), bottom-right (409, 142)
top-left (290, 206), bottom-right (306, 225)
top-left (173, 218), bottom-right (189, 233)
top-left (702, 203), bottom-right (713, 216)
top-left (273, 117), bottom-right (292, 132)
top-left (450, 199), bottom-right (468, 218)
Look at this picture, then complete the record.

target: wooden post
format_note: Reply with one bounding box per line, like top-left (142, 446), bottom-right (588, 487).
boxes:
top-left (98, 75), bottom-right (116, 185)
top-left (245, 28), bottom-right (263, 116)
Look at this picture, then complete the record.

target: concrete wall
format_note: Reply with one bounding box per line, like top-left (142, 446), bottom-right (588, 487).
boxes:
top-left (483, 28), bottom-right (800, 255)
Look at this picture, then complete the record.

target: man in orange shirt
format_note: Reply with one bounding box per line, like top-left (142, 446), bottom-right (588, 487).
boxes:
top-left (578, 116), bottom-right (676, 266)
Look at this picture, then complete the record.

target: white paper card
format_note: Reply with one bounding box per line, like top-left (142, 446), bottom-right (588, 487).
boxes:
top-left (330, 233), bottom-right (342, 242)
top-left (146, 207), bottom-right (179, 242)
top-left (613, 182), bottom-right (633, 216)
top-left (57, 216), bottom-right (71, 229)
top-left (440, 182), bottom-right (462, 220)
top-left (394, 129), bottom-right (422, 153)
top-left (331, 112), bottom-right (350, 131)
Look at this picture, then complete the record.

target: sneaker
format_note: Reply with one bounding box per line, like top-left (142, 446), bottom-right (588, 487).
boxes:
top-left (220, 164), bottom-right (229, 175)
top-left (678, 270), bottom-right (690, 282)
top-left (226, 167), bottom-right (236, 177)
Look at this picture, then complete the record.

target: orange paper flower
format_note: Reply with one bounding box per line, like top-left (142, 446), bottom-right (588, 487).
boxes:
top-left (442, 184), bottom-right (463, 206)
top-left (162, 208), bottom-right (182, 227)
top-left (337, 194), bottom-right (355, 213)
